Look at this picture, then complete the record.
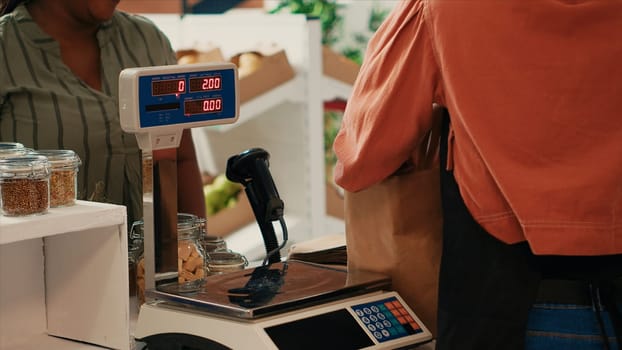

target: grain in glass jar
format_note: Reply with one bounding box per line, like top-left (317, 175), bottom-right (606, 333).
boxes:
top-left (0, 155), bottom-right (50, 216)
top-left (29, 150), bottom-right (81, 207)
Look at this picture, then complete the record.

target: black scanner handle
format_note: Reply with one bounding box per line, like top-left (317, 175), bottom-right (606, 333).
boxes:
top-left (226, 148), bottom-right (284, 264)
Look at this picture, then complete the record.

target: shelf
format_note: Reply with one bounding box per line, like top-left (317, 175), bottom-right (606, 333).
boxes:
top-left (322, 75), bottom-right (353, 101)
top-left (206, 75), bottom-right (305, 133)
top-left (0, 200), bottom-right (126, 245)
top-left (0, 200), bottom-right (130, 350)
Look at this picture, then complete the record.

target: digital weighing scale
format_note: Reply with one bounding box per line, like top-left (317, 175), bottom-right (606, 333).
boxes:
top-left (119, 62), bottom-right (239, 151)
top-left (119, 63), bottom-right (433, 350)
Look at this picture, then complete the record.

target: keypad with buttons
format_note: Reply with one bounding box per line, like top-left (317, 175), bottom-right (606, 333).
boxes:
top-left (351, 296), bottom-right (423, 343)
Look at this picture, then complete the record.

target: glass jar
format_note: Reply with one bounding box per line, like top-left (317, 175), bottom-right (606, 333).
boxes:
top-left (177, 214), bottom-right (207, 292)
top-left (128, 219), bottom-right (145, 298)
top-left (195, 215), bottom-right (228, 253)
top-left (206, 251), bottom-right (248, 276)
top-left (0, 142), bottom-right (24, 148)
top-left (0, 155), bottom-right (50, 216)
top-left (0, 143), bottom-right (27, 160)
top-left (178, 213), bottom-right (222, 252)
top-left (28, 150), bottom-right (81, 207)
top-left (202, 235), bottom-right (228, 253)
top-left (132, 213), bottom-right (208, 303)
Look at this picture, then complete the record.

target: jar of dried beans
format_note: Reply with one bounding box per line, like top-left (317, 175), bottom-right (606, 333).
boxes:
top-left (29, 150), bottom-right (81, 207)
top-left (0, 155), bottom-right (50, 216)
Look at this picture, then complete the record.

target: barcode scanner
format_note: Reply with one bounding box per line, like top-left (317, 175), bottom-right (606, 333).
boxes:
top-left (226, 148), bottom-right (286, 265)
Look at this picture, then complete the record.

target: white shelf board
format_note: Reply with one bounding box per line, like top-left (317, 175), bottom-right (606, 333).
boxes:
top-left (210, 76), bottom-right (305, 133)
top-left (322, 76), bottom-right (353, 101)
top-left (0, 200), bottom-right (126, 245)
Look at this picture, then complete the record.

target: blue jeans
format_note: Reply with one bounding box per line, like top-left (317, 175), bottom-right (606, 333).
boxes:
top-left (526, 303), bottom-right (621, 350)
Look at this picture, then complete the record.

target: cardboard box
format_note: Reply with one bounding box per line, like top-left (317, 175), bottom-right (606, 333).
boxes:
top-left (322, 45), bottom-right (360, 85)
top-left (230, 49), bottom-right (296, 103)
top-left (206, 191), bottom-right (255, 237)
top-left (176, 47), bottom-right (226, 64)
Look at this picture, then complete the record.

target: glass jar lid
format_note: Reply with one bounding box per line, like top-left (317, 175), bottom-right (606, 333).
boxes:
top-left (177, 213), bottom-right (197, 227)
top-left (178, 213), bottom-right (203, 239)
top-left (131, 214), bottom-right (206, 239)
top-left (0, 155), bottom-right (50, 178)
top-left (206, 251), bottom-right (247, 267)
top-left (0, 144), bottom-right (28, 159)
top-left (28, 149), bottom-right (81, 170)
top-left (0, 142), bottom-right (24, 149)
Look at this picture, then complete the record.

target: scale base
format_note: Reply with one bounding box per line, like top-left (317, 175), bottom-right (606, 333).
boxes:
top-left (135, 290), bottom-right (433, 350)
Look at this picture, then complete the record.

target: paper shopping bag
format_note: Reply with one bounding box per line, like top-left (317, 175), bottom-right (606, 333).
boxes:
top-left (344, 164), bottom-right (443, 336)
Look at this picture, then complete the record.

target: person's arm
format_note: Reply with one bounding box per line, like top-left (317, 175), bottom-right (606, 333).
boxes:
top-left (176, 129), bottom-right (206, 218)
top-left (332, 0), bottom-right (442, 193)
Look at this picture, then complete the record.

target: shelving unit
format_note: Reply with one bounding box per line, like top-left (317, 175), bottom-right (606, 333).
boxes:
top-left (322, 75), bottom-right (353, 102)
top-left (222, 75), bottom-right (306, 132)
top-left (0, 201), bottom-right (130, 350)
top-left (146, 11), bottom-right (348, 259)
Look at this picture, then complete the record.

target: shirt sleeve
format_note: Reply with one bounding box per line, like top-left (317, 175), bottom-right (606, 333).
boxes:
top-left (332, 0), bottom-right (442, 192)
top-left (130, 13), bottom-right (177, 65)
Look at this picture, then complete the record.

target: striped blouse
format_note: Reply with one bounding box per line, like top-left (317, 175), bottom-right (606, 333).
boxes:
top-left (0, 4), bottom-right (177, 225)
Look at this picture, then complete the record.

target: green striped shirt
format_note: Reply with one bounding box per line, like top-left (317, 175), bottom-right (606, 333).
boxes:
top-left (0, 4), bottom-right (176, 225)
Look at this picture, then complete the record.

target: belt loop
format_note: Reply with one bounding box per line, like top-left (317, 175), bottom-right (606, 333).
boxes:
top-left (589, 281), bottom-right (611, 350)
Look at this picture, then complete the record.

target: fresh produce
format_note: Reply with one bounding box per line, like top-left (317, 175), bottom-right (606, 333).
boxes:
top-left (203, 174), bottom-right (242, 215)
top-left (233, 51), bottom-right (264, 78)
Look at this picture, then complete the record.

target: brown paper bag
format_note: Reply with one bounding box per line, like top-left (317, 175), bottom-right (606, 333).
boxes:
top-left (344, 106), bottom-right (444, 336)
top-left (344, 168), bottom-right (442, 336)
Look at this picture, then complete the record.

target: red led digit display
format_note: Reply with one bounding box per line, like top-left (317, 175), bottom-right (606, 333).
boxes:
top-left (189, 76), bottom-right (222, 92)
top-left (184, 98), bottom-right (223, 115)
top-left (152, 78), bottom-right (186, 96)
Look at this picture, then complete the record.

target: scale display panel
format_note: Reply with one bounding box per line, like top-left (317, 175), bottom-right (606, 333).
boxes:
top-left (119, 63), bottom-right (239, 150)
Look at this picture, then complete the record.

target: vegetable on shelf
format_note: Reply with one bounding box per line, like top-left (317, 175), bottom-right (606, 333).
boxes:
top-left (203, 174), bottom-right (243, 216)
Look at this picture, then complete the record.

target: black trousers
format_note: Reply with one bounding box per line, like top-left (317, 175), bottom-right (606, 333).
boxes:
top-left (435, 111), bottom-right (622, 350)
top-left (435, 112), bottom-right (540, 350)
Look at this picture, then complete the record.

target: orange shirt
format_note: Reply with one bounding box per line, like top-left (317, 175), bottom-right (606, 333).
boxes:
top-left (333, 0), bottom-right (622, 256)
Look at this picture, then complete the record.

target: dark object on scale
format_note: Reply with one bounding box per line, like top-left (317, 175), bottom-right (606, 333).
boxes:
top-left (226, 148), bottom-right (286, 265)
